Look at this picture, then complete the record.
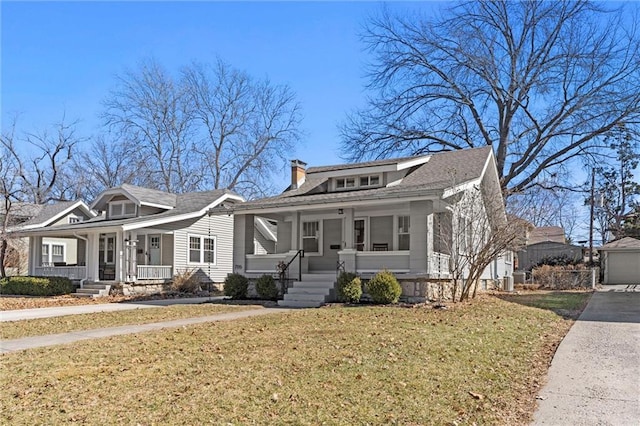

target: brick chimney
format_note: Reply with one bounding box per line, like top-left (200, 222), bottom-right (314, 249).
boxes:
top-left (290, 159), bottom-right (307, 190)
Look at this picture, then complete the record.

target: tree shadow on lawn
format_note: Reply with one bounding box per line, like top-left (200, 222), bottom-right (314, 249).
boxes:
top-left (493, 290), bottom-right (593, 320)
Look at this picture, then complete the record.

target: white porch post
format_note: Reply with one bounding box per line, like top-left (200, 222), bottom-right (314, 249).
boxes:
top-left (291, 212), bottom-right (300, 250)
top-left (232, 214), bottom-right (255, 274)
top-left (28, 236), bottom-right (37, 275)
top-left (86, 233), bottom-right (100, 282)
top-left (116, 230), bottom-right (124, 282)
top-left (409, 200), bottom-right (434, 274)
top-left (343, 208), bottom-right (354, 249)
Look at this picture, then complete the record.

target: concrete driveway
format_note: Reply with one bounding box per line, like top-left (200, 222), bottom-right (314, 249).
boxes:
top-left (532, 285), bottom-right (640, 425)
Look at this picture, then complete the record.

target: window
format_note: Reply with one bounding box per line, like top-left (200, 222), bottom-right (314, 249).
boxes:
top-left (52, 245), bottom-right (64, 263)
top-left (189, 235), bottom-right (216, 264)
top-left (41, 244), bottom-right (49, 265)
top-left (398, 216), bottom-right (410, 250)
top-left (336, 177), bottom-right (355, 190)
top-left (360, 175), bottom-right (381, 187)
top-left (68, 216), bottom-right (82, 224)
top-left (302, 221), bottom-right (319, 253)
top-left (110, 201), bottom-right (136, 218)
top-left (41, 243), bottom-right (65, 265)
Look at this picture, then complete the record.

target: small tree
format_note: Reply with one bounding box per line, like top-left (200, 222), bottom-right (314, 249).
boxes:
top-left (438, 174), bottom-right (524, 302)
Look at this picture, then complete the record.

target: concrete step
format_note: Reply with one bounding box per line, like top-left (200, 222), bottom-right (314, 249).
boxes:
top-left (82, 284), bottom-right (110, 290)
top-left (286, 287), bottom-right (332, 295)
top-left (302, 273), bottom-right (336, 280)
top-left (277, 300), bottom-right (323, 308)
top-left (292, 281), bottom-right (335, 288)
top-left (71, 292), bottom-right (95, 298)
top-left (283, 292), bottom-right (327, 302)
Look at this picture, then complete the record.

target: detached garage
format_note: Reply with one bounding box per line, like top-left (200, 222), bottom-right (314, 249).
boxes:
top-left (600, 237), bottom-right (640, 285)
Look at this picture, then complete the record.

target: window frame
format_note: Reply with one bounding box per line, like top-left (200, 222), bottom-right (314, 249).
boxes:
top-left (396, 215), bottom-right (410, 251)
top-left (109, 201), bottom-right (137, 218)
top-left (187, 234), bottom-right (217, 265)
top-left (41, 242), bottom-right (66, 265)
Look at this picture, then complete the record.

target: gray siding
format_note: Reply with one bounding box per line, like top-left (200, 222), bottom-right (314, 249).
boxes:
top-left (164, 214), bottom-right (234, 283)
top-left (162, 235), bottom-right (173, 266)
top-left (278, 221), bottom-right (292, 252)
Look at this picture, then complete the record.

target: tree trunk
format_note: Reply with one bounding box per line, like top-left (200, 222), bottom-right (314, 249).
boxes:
top-left (0, 239), bottom-right (8, 278)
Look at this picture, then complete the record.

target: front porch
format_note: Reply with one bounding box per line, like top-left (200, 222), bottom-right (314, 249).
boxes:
top-left (28, 231), bottom-right (175, 284)
top-left (235, 200), bottom-right (453, 279)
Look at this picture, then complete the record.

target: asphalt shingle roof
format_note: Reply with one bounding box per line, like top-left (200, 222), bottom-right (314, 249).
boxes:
top-left (117, 183), bottom-right (177, 207)
top-left (16, 201), bottom-right (81, 227)
top-left (231, 146), bottom-right (493, 211)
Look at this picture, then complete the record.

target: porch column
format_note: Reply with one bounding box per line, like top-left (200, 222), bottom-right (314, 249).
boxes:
top-left (125, 231), bottom-right (138, 282)
top-left (291, 212), bottom-right (300, 250)
top-left (409, 200), bottom-right (434, 274)
top-left (343, 208), bottom-right (354, 249)
top-left (27, 236), bottom-right (37, 275)
top-left (232, 214), bottom-right (255, 274)
top-left (116, 230), bottom-right (124, 282)
top-left (86, 233), bottom-right (100, 282)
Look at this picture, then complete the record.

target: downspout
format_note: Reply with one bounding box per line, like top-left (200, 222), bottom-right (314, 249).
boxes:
top-left (74, 233), bottom-right (88, 289)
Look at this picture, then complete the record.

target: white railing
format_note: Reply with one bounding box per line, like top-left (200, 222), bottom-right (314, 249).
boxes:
top-left (137, 265), bottom-right (173, 280)
top-left (34, 266), bottom-right (87, 279)
top-left (428, 252), bottom-right (451, 277)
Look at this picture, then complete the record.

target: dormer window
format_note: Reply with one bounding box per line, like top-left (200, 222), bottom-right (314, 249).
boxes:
top-left (334, 174), bottom-right (381, 191)
top-left (360, 175), bottom-right (380, 187)
top-left (109, 201), bottom-right (136, 218)
top-left (68, 216), bottom-right (82, 224)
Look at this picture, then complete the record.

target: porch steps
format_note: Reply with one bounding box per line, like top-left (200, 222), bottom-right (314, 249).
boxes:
top-left (277, 273), bottom-right (336, 308)
top-left (72, 282), bottom-right (112, 298)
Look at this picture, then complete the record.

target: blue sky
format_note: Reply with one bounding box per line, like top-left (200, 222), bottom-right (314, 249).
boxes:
top-left (1, 1), bottom-right (441, 189)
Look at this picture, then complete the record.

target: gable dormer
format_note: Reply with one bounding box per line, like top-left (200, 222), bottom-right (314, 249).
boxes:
top-left (91, 184), bottom-right (177, 220)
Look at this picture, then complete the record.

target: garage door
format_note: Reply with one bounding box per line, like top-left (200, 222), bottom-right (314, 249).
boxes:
top-left (607, 251), bottom-right (640, 284)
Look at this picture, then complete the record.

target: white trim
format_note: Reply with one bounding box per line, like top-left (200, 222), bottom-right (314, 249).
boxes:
top-left (255, 218), bottom-right (277, 242)
top-left (301, 220), bottom-right (322, 255)
top-left (354, 217), bottom-right (368, 251)
top-left (109, 200), bottom-right (137, 219)
top-left (19, 200), bottom-right (95, 230)
top-left (139, 201), bottom-right (175, 210)
top-left (41, 241), bottom-right (67, 265)
top-left (396, 156), bottom-right (431, 171)
top-left (187, 233), bottom-right (217, 266)
top-left (442, 178), bottom-right (481, 199)
top-left (122, 193), bottom-right (245, 231)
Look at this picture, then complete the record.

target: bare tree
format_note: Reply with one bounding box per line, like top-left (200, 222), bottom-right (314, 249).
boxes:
top-left (103, 58), bottom-right (302, 197)
top-left (437, 175), bottom-right (524, 302)
top-left (183, 60), bottom-right (302, 198)
top-left (103, 59), bottom-right (199, 193)
top-left (0, 117), bottom-right (80, 204)
top-left (341, 1), bottom-right (640, 196)
top-left (73, 135), bottom-right (147, 200)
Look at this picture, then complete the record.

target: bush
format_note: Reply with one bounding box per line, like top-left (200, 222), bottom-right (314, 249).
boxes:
top-left (366, 270), bottom-right (402, 304)
top-left (224, 273), bottom-right (248, 299)
top-left (337, 272), bottom-right (362, 303)
top-left (170, 269), bottom-right (201, 293)
top-left (256, 274), bottom-right (279, 300)
top-left (0, 276), bottom-right (74, 296)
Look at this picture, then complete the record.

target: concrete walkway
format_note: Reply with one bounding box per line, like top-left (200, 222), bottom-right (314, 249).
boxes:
top-left (1, 307), bottom-right (290, 354)
top-left (0, 296), bottom-right (226, 322)
top-left (532, 285), bottom-right (640, 425)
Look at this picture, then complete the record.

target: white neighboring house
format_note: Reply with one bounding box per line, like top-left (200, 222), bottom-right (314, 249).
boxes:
top-left (3, 201), bottom-right (95, 276)
top-left (213, 146), bottom-right (513, 307)
top-left (16, 184), bottom-right (247, 295)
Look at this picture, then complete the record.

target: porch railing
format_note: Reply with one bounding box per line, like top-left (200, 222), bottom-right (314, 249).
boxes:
top-left (34, 266), bottom-right (87, 280)
top-left (137, 265), bottom-right (173, 280)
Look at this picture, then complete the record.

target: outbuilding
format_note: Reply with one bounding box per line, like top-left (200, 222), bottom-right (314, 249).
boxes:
top-left (600, 237), bottom-right (640, 285)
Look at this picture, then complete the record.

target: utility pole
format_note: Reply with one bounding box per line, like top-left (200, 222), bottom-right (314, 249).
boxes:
top-left (589, 168), bottom-right (595, 265)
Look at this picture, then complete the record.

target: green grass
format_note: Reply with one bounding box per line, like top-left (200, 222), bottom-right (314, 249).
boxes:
top-left (0, 304), bottom-right (257, 340)
top-left (0, 292), bottom-right (590, 425)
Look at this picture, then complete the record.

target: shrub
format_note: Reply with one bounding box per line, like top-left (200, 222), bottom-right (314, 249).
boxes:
top-left (337, 272), bottom-right (362, 303)
top-left (224, 273), bottom-right (248, 299)
top-left (256, 274), bottom-right (279, 300)
top-left (0, 276), bottom-right (74, 296)
top-left (366, 270), bottom-right (402, 304)
top-left (170, 269), bottom-right (201, 293)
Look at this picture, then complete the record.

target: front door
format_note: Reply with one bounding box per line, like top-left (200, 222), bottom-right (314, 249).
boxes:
top-left (98, 233), bottom-right (116, 280)
top-left (354, 218), bottom-right (367, 251)
top-left (149, 234), bottom-right (161, 265)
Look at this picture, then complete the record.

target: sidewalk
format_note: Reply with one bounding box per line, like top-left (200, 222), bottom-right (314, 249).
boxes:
top-left (532, 286), bottom-right (640, 425)
top-left (1, 307), bottom-right (290, 354)
top-left (0, 296), bottom-right (225, 322)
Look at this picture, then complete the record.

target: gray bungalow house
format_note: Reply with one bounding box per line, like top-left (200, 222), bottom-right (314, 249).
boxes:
top-left (213, 146), bottom-right (513, 307)
top-left (16, 184), bottom-right (245, 296)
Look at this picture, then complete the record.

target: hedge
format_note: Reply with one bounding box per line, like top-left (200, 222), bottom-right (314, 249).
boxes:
top-left (0, 276), bottom-right (75, 296)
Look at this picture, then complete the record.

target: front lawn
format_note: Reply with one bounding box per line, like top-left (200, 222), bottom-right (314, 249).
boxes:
top-left (1, 304), bottom-right (257, 340)
top-left (0, 292), bottom-right (591, 425)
